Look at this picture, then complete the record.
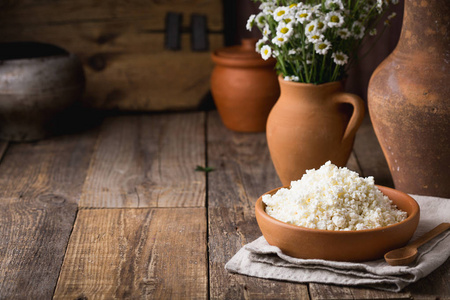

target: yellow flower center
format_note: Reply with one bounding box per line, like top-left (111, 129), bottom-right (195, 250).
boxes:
top-left (264, 49), bottom-right (269, 55)
top-left (317, 22), bottom-right (325, 29)
top-left (318, 43), bottom-right (327, 50)
top-left (280, 27), bottom-right (289, 34)
top-left (336, 54), bottom-right (344, 60)
top-left (331, 15), bottom-right (340, 23)
top-left (289, 3), bottom-right (297, 8)
top-left (285, 18), bottom-right (292, 24)
top-left (299, 13), bottom-right (308, 18)
top-left (308, 25), bottom-right (315, 32)
top-left (311, 35), bottom-right (320, 40)
top-left (277, 10), bottom-right (286, 17)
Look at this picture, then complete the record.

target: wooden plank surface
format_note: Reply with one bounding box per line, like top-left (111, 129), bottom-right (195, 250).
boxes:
top-left (207, 111), bottom-right (281, 209)
top-left (207, 111), bottom-right (309, 299)
top-left (54, 207), bottom-right (208, 299)
top-left (80, 112), bottom-right (205, 208)
top-left (0, 130), bottom-right (98, 299)
top-left (208, 207), bottom-right (309, 300)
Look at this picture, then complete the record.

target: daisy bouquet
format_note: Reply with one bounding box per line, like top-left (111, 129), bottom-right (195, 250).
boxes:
top-left (247, 0), bottom-right (398, 84)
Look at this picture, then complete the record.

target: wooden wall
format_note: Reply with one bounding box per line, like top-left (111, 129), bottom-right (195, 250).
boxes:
top-left (0, 0), bottom-right (224, 111)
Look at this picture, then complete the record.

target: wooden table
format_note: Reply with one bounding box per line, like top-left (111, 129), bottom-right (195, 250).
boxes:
top-left (0, 110), bottom-right (448, 299)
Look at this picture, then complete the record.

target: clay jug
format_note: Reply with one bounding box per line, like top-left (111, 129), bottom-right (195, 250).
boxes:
top-left (211, 39), bottom-right (279, 132)
top-left (368, 0), bottom-right (450, 197)
top-left (266, 76), bottom-right (365, 186)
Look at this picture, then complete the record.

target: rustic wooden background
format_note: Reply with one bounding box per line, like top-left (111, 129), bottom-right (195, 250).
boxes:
top-left (0, 0), bottom-right (224, 111)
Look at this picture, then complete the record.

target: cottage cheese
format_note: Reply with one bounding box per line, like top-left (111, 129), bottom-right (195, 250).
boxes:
top-left (263, 161), bottom-right (407, 231)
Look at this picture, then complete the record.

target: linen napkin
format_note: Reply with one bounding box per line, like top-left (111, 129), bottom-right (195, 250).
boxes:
top-left (225, 194), bottom-right (450, 292)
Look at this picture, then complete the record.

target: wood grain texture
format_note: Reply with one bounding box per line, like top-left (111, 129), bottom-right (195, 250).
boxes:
top-left (80, 113), bottom-right (205, 208)
top-left (0, 130), bottom-right (98, 200)
top-left (207, 111), bottom-right (308, 299)
top-left (309, 284), bottom-right (411, 300)
top-left (0, 1), bottom-right (223, 111)
top-left (0, 130), bottom-right (98, 299)
top-left (54, 207), bottom-right (208, 299)
top-left (0, 0), bottom-right (223, 31)
top-left (208, 207), bottom-right (309, 300)
top-left (207, 111), bottom-right (281, 208)
top-left (404, 257), bottom-right (450, 299)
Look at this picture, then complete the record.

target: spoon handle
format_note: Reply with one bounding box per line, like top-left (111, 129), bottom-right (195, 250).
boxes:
top-left (409, 223), bottom-right (450, 249)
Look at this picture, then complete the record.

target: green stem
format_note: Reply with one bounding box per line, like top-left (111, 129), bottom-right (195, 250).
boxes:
top-left (319, 54), bottom-right (327, 83)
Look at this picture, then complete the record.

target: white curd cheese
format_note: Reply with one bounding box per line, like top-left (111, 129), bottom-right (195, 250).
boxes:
top-left (263, 161), bottom-right (407, 231)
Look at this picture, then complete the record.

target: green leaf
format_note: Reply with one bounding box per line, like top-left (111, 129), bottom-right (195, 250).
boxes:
top-left (195, 165), bottom-right (215, 173)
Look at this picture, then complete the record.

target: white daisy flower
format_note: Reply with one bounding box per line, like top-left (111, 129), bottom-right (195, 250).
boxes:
top-left (273, 6), bottom-right (289, 22)
top-left (246, 14), bottom-right (256, 31)
top-left (352, 21), bottom-right (365, 39)
top-left (369, 28), bottom-right (377, 36)
top-left (325, 0), bottom-right (344, 11)
top-left (314, 39), bottom-right (332, 55)
top-left (305, 21), bottom-right (317, 34)
top-left (260, 3), bottom-right (275, 14)
top-left (277, 22), bottom-right (294, 38)
top-left (255, 12), bottom-right (266, 28)
top-left (307, 33), bottom-right (325, 44)
top-left (295, 9), bottom-right (312, 24)
top-left (262, 24), bottom-right (271, 39)
top-left (283, 15), bottom-right (296, 25)
top-left (325, 12), bottom-right (344, 28)
top-left (306, 20), bottom-right (327, 35)
top-left (272, 35), bottom-right (288, 47)
top-left (332, 51), bottom-right (349, 65)
top-left (311, 4), bottom-right (322, 14)
top-left (376, 0), bottom-right (384, 13)
top-left (391, 0), bottom-right (399, 4)
top-left (337, 28), bottom-right (351, 39)
top-left (316, 20), bottom-right (327, 32)
top-left (255, 39), bottom-right (266, 54)
top-left (284, 75), bottom-right (300, 82)
top-left (261, 45), bottom-right (272, 60)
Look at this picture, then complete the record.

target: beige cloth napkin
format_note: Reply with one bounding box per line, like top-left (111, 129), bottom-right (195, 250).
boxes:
top-left (225, 194), bottom-right (450, 292)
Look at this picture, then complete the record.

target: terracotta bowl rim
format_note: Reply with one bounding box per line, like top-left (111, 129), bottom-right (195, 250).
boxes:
top-left (256, 185), bottom-right (420, 235)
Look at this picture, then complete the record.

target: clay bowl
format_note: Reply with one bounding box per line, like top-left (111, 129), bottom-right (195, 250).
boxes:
top-left (255, 185), bottom-right (420, 262)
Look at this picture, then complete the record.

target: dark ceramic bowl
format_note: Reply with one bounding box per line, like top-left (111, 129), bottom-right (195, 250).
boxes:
top-left (255, 185), bottom-right (420, 262)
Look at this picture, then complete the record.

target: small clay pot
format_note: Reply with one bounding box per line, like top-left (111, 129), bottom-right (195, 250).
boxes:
top-left (211, 39), bottom-right (280, 132)
top-left (255, 185), bottom-right (420, 261)
top-left (0, 42), bottom-right (85, 141)
top-left (266, 77), bottom-right (365, 186)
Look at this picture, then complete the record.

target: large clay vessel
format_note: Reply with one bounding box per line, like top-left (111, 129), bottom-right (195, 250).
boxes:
top-left (368, 0), bottom-right (450, 197)
top-left (211, 39), bottom-right (279, 132)
top-left (0, 42), bottom-right (85, 141)
top-left (266, 77), bottom-right (365, 186)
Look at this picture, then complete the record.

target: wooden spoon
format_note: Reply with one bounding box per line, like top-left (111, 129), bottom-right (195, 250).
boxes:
top-left (384, 223), bottom-right (450, 266)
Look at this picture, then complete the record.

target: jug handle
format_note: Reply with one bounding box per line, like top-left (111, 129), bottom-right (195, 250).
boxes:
top-left (333, 93), bottom-right (365, 144)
